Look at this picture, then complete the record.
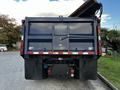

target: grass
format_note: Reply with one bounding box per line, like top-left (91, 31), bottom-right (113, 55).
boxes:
top-left (98, 55), bottom-right (120, 89)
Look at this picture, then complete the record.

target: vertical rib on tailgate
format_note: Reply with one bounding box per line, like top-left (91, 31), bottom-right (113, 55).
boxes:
top-left (26, 18), bottom-right (96, 55)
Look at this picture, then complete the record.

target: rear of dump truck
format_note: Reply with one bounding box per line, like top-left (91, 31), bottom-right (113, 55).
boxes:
top-left (20, 0), bottom-right (102, 80)
top-left (20, 16), bottom-right (102, 80)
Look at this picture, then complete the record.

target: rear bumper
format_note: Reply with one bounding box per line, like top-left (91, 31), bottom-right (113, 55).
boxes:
top-left (22, 53), bottom-right (100, 61)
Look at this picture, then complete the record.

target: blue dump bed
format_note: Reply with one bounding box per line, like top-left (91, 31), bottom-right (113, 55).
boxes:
top-left (21, 17), bottom-right (101, 56)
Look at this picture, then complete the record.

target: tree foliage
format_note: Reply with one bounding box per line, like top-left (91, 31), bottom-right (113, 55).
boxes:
top-left (101, 28), bottom-right (108, 47)
top-left (0, 14), bottom-right (21, 49)
top-left (101, 28), bottom-right (120, 53)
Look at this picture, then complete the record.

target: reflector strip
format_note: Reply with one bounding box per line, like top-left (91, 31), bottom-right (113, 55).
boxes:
top-left (72, 52), bottom-right (78, 54)
top-left (43, 52), bottom-right (49, 54)
top-left (53, 52), bottom-right (59, 54)
top-left (33, 52), bottom-right (39, 54)
top-left (27, 52), bottom-right (94, 55)
top-left (63, 52), bottom-right (68, 54)
top-left (21, 36), bottom-right (23, 40)
top-left (98, 35), bottom-right (101, 40)
top-left (83, 52), bottom-right (88, 55)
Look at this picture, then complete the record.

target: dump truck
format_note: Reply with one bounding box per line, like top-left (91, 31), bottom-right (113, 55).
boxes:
top-left (20, 0), bottom-right (103, 80)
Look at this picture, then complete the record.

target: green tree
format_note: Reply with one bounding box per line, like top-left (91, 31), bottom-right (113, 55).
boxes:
top-left (107, 30), bottom-right (120, 53)
top-left (0, 14), bottom-right (21, 49)
top-left (101, 28), bottom-right (120, 53)
top-left (101, 28), bottom-right (108, 47)
top-left (107, 30), bottom-right (119, 39)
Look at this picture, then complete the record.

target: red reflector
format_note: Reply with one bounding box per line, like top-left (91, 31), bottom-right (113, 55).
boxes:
top-left (20, 40), bottom-right (23, 55)
top-left (59, 52), bottom-right (63, 54)
top-left (98, 49), bottom-right (102, 55)
top-left (68, 52), bottom-right (72, 54)
top-left (98, 26), bottom-right (101, 33)
top-left (71, 69), bottom-right (74, 73)
top-left (27, 51), bottom-right (33, 54)
top-left (48, 67), bottom-right (52, 76)
top-left (48, 52), bottom-right (53, 54)
top-left (88, 52), bottom-right (94, 54)
top-left (78, 52), bottom-right (83, 54)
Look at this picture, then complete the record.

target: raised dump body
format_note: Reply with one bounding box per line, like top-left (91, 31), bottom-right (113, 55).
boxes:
top-left (21, 17), bottom-right (101, 80)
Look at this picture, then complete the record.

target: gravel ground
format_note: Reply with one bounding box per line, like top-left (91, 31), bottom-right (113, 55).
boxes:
top-left (0, 52), bottom-right (110, 90)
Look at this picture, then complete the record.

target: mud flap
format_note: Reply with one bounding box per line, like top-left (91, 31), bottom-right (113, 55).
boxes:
top-left (79, 59), bottom-right (97, 80)
top-left (25, 59), bottom-right (43, 80)
top-left (52, 64), bottom-right (69, 79)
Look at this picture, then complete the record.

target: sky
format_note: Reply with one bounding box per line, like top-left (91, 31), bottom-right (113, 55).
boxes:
top-left (0, 0), bottom-right (119, 30)
top-left (98, 0), bottom-right (120, 30)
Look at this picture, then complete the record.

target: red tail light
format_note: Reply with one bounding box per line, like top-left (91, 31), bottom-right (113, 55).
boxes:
top-left (48, 67), bottom-right (52, 76)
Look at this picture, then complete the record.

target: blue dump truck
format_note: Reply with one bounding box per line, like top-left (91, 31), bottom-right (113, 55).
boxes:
top-left (20, 0), bottom-right (102, 80)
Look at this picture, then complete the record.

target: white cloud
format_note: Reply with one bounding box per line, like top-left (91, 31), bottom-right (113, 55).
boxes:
top-left (101, 14), bottom-right (111, 23)
top-left (0, 0), bottom-right (84, 24)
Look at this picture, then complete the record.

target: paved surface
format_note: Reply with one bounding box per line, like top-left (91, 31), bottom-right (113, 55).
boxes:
top-left (0, 52), bottom-right (110, 90)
